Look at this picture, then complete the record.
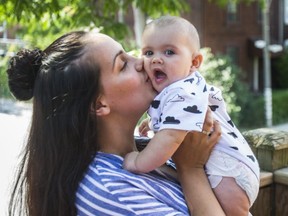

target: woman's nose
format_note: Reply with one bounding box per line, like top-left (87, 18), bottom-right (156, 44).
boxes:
top-left (152, 57), bottom-right (163, 64)
top-left (135, 57), bottom-right (144, 72)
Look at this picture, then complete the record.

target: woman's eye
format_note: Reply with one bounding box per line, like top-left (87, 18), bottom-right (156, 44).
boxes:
top-left (165, 50), bottom-right (174, 55)
top-left (121, 61), bottom-right (127, 71)
top-left (144, 51), bottom-right (153, 56)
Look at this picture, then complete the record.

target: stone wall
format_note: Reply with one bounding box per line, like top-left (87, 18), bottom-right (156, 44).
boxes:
top-left (243, 128), bottom-right (288, 216)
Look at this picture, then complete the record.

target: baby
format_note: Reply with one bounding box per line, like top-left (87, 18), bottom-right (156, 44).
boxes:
top-left (124, 15), bottom-right (260, 216)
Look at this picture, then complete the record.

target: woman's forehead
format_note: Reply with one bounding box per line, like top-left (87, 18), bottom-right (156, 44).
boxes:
top-left (84, 33), bottom-right (125, 75)
top-left (88, 33), bottom-right (122, 49)
top-left (86, 33), bottom-right (123, 63)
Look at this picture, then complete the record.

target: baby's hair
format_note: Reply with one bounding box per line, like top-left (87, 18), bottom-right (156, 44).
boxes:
top-left (145, 15), bottom-right (200, 50)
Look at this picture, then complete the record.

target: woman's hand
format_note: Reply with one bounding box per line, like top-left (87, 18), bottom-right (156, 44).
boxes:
top-left (171, 108), bottom-right (225, 216)
top-left (172, 108), bottom-right (221, 171)
top-left (138, 118), bottom-right (150, 137)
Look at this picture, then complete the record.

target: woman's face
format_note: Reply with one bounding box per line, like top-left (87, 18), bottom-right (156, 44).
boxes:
top-left (88, 33), bottom-right (156, 118)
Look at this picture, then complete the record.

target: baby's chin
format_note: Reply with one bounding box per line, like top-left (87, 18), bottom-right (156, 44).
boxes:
top-left (153, 83), bottom-right (168, 93)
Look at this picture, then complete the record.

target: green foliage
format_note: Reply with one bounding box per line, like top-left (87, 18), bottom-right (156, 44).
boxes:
top-left (272, 90), bottom-right (288, 124)
top-left (134, 0), bottom-right (189, 18)
top-left (200, 48), bottom-right (250, 125)
top-left (208, 0), bottom-right (258, 7)
top-left (0, 0), bottom-right (262, 50)
top-left (0, 0), bottom-right (189, 50)
top-left (0, 54), bottom-right (10, 98)
top-left (238, 93), bottom-right (265, 128)
top-left (275, 49), bottom-right (288, 89)
top-left (1, 0), bottom-right (276, 128)
top-left (236, 89), bottom-right (288, 129)
top-left (0, 44), bottom-right (24, 98)
top-left (200, 48), bottom-right (288, 129)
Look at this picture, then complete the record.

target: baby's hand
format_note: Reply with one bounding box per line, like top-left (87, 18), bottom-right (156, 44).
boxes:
top-left (123, 151), bottom-right (139, 172)
top-left (138, 118), bottom-right (150, 137)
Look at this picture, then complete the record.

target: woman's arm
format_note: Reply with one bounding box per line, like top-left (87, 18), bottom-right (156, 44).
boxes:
top-left (172, 109), bottom-right (225, 216)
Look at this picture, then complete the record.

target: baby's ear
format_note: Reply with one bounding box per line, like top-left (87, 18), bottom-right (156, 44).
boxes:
top-left (192, 54), bottom-right (203, 69)
top-left (91, 95), bottom-right (110, 116)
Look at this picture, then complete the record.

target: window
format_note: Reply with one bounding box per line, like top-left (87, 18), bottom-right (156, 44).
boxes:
top-left (226, 46), bottom-right (239, 65)
top-left (227, 1), bottom-right (239, 23)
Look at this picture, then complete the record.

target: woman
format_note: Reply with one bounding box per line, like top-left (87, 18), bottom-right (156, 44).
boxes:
top-left (7, 31), bottom-right (223, 216)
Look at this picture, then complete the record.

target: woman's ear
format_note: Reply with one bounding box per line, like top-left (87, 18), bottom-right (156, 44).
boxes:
top-left (91, 95), bottom-right (110, 116)
top-left (192, 54), bottom-right (203, 69)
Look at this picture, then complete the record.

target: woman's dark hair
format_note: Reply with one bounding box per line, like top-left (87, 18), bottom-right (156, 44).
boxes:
top-left (7, 31), bottom-right (101, 216)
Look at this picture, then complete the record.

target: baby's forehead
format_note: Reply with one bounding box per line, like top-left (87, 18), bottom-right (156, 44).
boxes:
top-left (160, 23), bottom-right (197, 41)
top-left (154, 21), bottom-right (197, 38)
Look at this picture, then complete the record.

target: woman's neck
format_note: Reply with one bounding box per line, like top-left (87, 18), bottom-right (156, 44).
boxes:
top-left (97, 117), bottom-right (138, 157)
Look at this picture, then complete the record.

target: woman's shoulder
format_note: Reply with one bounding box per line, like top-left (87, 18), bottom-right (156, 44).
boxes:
top-left (75, 152), bottom-right (188, 215)
top-left (82, 152), bottom-right (179, 189)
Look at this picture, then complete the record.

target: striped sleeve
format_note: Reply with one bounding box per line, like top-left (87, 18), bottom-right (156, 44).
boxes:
top-left (76, 152), bottom-right (188, 215)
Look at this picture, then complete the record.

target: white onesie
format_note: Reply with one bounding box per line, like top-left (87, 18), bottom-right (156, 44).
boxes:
top-left (148, 71), bottom-right (260, 205)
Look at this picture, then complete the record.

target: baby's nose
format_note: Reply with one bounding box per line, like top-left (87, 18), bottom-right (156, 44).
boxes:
top-left (152, 57), bottom-right (163, 64)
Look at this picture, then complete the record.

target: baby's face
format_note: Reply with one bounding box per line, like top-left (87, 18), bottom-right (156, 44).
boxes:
top-left (141, 24), bottom-right (196, 93)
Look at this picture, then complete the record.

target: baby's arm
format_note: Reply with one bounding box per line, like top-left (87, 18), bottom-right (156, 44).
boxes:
top-left (123, 129), bottom-right (188, 173)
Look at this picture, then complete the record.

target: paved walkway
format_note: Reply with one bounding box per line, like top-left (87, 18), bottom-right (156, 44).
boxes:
top-left (0, 99), bottom-right (32, 215)
top-left (0, 98), bottom-right (287, 215)
top-left (270, 122), bottom-right (288, 131)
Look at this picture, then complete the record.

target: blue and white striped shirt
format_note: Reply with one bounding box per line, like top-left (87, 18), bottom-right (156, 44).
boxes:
top-left (76, 152), bottom-right (189, 215)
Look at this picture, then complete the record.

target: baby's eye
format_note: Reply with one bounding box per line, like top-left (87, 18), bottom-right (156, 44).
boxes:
top-left (144, 50), bottom-right (153, 56)
top-left (165, 50), bottom-right (174, 55)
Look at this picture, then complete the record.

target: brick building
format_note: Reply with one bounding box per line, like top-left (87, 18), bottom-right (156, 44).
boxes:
top-left (183, 0), bottom-right (288, 92)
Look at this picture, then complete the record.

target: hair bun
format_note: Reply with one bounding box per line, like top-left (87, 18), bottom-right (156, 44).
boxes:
top-left (7, 49), bottom-right (44, 101)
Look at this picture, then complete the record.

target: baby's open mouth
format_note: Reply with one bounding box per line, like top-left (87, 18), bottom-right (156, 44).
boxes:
top-left (154, 70), bottom-right (166, 82)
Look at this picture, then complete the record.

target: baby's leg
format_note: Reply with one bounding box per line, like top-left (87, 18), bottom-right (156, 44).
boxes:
top-left (206, 150), bottom-right (259, 216)
top-left (213, 177), bottom-right (250, 216)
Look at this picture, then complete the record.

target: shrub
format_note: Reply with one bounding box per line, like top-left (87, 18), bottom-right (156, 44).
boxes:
top-left (238, 93), bottom-right (265, 128)
top-left (0, 54), bottom-right (10, 98)
top-left (0, 44), bottom-right (23, 98)
top-left (275, 49), bottom-right (288, 89)
top-left (272, 89), bottom-right (288, 124)
top-left (200, 47), bottom-right (250, 126)
top-left (238, 89), bottom-right (288, 128)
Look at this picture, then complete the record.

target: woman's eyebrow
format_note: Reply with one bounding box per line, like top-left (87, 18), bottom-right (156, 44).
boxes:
top-left (112, 50), bottom-right (123, 69)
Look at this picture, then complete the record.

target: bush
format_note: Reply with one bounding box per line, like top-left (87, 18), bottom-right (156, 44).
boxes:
top-left (200, 48), bottom-right (288, 128)
top-left (200, 48), bottom-right (250, 126)
top-left (238, 89), bottom-right (288, 128)
top-left (0, 44), bottom-right (22, 98)
top-left (275, 49), bottom-right (288, 89)
top-left (272, 89), bottom-right (288, 124)
top-left (238, 93), bottom-right (265, 128)
top-left (0, 54), bottom-right (10, 98)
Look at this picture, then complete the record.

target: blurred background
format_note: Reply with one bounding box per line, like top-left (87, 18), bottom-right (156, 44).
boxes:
top-left (1, 0), bottom-right (288, 128)
top-left (0, 0), bottom-right (288, 215)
